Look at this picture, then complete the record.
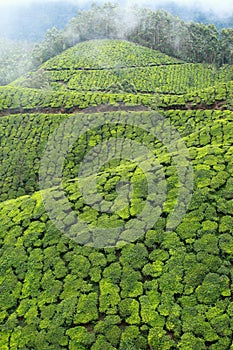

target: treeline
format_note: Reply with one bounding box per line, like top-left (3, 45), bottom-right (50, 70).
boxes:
top-left (32, 3), bottom-right (233, 67)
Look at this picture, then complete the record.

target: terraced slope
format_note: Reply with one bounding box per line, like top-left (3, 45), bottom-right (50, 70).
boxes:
top-left (12, 40), bottom-right (233, 94)
top-left (0, 86), bottom-right (157, 115)
top-left (1, 39), bottom-right (233, 349)
top-left (41, 40), bottom-right (182, 69)
top-left (1, 79), bottom-right (232, 117)
top-left (1, 108), bottom-right (233, 349)
top-left (50, 64), bottom-right (232, 94)
top-left (0, 109), bottom-right (232, 203)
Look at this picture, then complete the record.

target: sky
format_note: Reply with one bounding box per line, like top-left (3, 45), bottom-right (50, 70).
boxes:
top-left (0, 0), bottom-right (232, 17)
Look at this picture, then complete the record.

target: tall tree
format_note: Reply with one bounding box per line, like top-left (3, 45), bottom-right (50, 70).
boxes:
top-left (220, 28), bottom-right (233, 65)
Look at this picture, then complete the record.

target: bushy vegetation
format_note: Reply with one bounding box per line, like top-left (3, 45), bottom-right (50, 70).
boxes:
top-left (14, 40), bottom-right (233, 95)
top-left (1, 80), bottom-right (233, 117)
top-left (0, 108), bottom-right (230, 202)
top-left (66, 63), bottom-right (233, 95)
top-left (0, 107), bottom-right (233, 347)
top-left (0, 31), bottom-right (233, 349)
top-left (0, 85), bottom-right (160, 113)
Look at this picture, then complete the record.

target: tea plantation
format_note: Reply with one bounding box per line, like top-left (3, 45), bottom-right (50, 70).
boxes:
top-left (0, 39), bottom-right (233, 349)
top-left (13, 40), bottom-right (233, 95)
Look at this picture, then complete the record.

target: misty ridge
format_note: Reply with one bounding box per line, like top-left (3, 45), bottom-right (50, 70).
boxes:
top-left (0, 1), bottom-right (233, 86)
top-left (17, 3), bottom-right (233, 67)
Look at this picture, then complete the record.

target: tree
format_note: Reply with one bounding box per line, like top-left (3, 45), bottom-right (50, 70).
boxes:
top-left (32, 27), bottom-right (66, 66)
top-left (220, 29), bottom-right (233, 65)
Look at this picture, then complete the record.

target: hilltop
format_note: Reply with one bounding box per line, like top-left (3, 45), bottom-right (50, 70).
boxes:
top-left (13, 39), bottom-right (182, 91)
top-left (13, 40), bottom-right (233, 96)
top-left (1, 3), bottom-right (232, 87)
top-left (41, 40), bottom-right (181, 69)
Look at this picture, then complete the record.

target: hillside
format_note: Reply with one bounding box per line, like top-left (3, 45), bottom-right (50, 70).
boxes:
top-left (13, 40), bottom-right (182, 91)
top-left (0, 37), bottom-right (233, 349)
top-left (1, 3), bottom-right (233, 87)
top-left (13, 40), bottom-right (233, 95)
top-left (41, 40), bottom-right (182, 69)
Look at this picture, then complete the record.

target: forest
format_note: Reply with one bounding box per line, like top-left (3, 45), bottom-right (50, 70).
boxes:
top-left (0, 2), bottom-right (233, 350)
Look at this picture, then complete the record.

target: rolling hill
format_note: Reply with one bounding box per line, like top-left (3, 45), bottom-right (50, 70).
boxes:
top-left (0, 39), bottom-right (233, 349)
top-left (13, 40), bottom-right (233, 95)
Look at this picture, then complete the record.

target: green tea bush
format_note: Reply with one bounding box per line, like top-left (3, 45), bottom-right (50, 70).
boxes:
top-left (0, 39), bottom-right (233, 347)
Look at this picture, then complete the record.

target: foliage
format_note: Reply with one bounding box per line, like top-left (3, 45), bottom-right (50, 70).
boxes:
top-left (0, 32), bottom-right (233, 349)
top-left (14, 40), bottom-right (233, 96)
top-left (0, 105), bottom-right (233, 348)
top-left (30, 4), bottom-right (233, 67)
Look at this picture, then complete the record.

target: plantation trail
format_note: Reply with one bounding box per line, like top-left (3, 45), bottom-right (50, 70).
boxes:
top-left (0, 103), bottom-right (149, 117)
top-left (0, 100), bottom-right (228, 117)
top-left (164, 100), bottom-right (227, 111)
top-left (45, 62), bottom-right (185, 72)
top-left (188, 100), bottom-right (227, 110)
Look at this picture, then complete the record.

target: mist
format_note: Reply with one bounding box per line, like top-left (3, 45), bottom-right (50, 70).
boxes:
top-left (0, 0), bottom-right (233, 17)
top-left (0, 0), bottom-right (232, 43)
top-left (129, 0), bottom-right (233, 17)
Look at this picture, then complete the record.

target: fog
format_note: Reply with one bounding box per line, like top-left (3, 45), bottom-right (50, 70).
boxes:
top-left (0, 0), bottom-right (232, 17)
top-left (134, 0), bottom-right (233, 17)
top-left (0, 0), bottom-right (232, 42)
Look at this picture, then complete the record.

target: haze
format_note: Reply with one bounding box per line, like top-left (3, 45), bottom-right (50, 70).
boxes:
top-left (0, 0), bottom-right (232, 17)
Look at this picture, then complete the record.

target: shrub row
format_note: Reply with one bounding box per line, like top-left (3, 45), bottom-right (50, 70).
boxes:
top-left (1, 81), bottom-right (232, 116)
top-left (15, 63), bottom-right (233, 95)
top-left (0, 110), bottom-right (232, 203)
top-left (41, 39), bottom-right (181, 70)
top-left (0, 133), bottom-right (233, 348)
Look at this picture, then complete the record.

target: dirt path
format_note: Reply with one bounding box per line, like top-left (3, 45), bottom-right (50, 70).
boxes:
top-left (0, 100), bottom-right (228, 117)
top-left (0, 103), bottom-right (149, 117)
